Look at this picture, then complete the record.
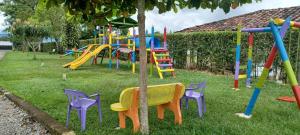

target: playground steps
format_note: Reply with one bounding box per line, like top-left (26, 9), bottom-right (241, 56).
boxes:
top-left (158, 64), bottom-right (173, 67)
top-left (156, 59), bottom-right (171, 62)
top-left (238, 74), bottom-right (247, 79)
top-left (155, 54), bottom-right (169, 57)
top-left (152, 48), bottom-right (175, 79)
top-left (153, 48), bottom-right (168, 52)
top-left (160, 69), bottom-right (175, 72)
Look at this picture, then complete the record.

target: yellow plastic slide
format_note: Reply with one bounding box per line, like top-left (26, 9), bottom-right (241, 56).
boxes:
top-left (68, 44), bottom-right (110, 70)
top-left (63, 45), bottom-right (95, 68)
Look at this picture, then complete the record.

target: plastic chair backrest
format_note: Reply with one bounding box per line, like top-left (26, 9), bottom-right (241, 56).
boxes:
top-left (64, 89), bottom-right (89, 104)
top-left (186, 82), bottom-right (206, 96)
top-left (119, 83), bottom-right (185, 109)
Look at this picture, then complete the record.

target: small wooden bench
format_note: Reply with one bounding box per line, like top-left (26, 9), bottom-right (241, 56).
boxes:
top-left (110, 83), bottom-right (185, 132)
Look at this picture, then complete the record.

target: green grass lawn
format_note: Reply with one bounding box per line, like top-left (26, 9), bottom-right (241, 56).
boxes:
top-left (0, 51), bottom-right (299, 135)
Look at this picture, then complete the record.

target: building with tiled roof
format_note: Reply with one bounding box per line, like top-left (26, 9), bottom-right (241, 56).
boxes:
top-left (178, 6), bottom-right (300, 32)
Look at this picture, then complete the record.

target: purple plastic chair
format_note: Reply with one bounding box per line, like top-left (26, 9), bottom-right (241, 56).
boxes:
top-left (181, 82), bottom-right (206, 117)
top-left (64, 89), bottom-right (102, 131)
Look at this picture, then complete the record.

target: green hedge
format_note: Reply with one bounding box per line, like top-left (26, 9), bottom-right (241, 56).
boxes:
top-left (41, 42), bottom-right (56, 52)
top-left (41, 39), bottom-right (95, 53)
top-left (164, 30), bottom-right (300, 80)
top-left (40, 42), bottom-right (64, 53)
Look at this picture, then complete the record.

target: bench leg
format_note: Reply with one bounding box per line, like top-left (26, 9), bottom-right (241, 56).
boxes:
top-left (169, 102), bottom-right (182, 124)
top-left (158, 102), bottom-right (182, 124)
top-left (130, 112), bottom-right (140, 133)
top-left (118, 112), bottom-right (126, 129)
top-left (157, 105), bottom-right (165, 120)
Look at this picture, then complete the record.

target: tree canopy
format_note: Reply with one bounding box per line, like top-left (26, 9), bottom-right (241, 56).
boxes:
top-left (43, 0), bottom-right (255, 23)
top-left (0, 0), bottom-right (38, 25)
top-left (14, 23), bottom-right (49, 59)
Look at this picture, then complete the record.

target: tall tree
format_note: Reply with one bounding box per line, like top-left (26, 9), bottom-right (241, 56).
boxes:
top-left (0, 0), bottom-right (38, 25)
top-left (0, 0), bottom-right (39, 50)
top-left (43, 6), bottom-right (66, 52)
top-left (10, 19), bottom-right (25, 50)
top-left (62, 21), bottom-right (80, 49)
top-left (32, 1), bottom-right (66, 52)
top-left (137, 0), bottom-right (148, 133)
top-left (15, 24), bottom-right (48, 59)
top-left (43, 0), bottom-right (255, 134)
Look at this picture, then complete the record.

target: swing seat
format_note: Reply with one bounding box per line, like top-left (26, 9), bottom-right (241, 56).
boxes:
top-left (238, 74), bottom-right (247, 79)
top-left (277, 96), bottom-right (296, 102)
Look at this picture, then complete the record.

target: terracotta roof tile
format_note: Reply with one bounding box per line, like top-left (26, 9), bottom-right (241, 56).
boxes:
top-left (178, 6), bottom-right (300, 32)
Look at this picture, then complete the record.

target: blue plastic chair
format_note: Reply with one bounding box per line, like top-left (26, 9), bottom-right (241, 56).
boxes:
top-left (64, 89), bottom-right (102, 131)
top-left (181, 82), bottom-right (206, 117)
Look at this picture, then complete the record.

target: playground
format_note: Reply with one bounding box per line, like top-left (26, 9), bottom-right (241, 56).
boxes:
top-left (0, 51), bottom-right (299, 134)
top-left (1, 0), bottom-right (300, 134)
top-left (62, 25), bottom-right (175, 79)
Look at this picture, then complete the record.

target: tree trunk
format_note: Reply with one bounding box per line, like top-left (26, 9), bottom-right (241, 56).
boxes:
top-left (138, 0), bottom-right (149, 134)
top-left (276, 67), bottom-right (281, 83)
top-left (22, 41), bottom-right (27, 53)
top-left (55, 38), bottom-right (60, 54)
top-left (38, 43), bottom-right (41, 52)
top-left (31, 44), bottom-right (37, 60)
top-left (28, 41), bottom-right (39, 60)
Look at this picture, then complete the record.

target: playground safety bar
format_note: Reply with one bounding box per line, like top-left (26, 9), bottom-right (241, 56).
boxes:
top-left (275, 18), bottom-right (300, 28)
top-left (62, 45), bottom-right (88, 57)
top-left (111, 44), bottom-right (134, 47)
top-left (242, 26), bottom-right (281, 33)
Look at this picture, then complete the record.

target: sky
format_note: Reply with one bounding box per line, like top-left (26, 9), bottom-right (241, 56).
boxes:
top-left (0, 12), bottom-right (6, 33)
top-left (131, 0), bottom-right (300, 32)
top-left (0, 0), bottom-right (300, 33)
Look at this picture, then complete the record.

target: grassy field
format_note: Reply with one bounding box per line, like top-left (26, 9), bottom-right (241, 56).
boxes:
top-left (0, 51), bottom-right (299, 135)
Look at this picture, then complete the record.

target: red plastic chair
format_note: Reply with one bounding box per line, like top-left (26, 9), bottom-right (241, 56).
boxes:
top-left (64, 89), bottom-right (102, 131)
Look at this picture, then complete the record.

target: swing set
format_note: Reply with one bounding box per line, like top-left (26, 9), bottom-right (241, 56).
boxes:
top-left (233, 17), bottom-right (300, 118)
